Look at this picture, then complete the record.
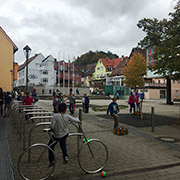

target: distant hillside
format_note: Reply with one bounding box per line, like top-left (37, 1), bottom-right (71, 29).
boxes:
top-left (75, 50), bottom-right (119, 65)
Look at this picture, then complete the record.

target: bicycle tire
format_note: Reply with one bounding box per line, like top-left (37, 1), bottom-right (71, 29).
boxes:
top-left (78, 139), bottom-right (108, 173)
top-left (18, 143), bottom-right (55, 180)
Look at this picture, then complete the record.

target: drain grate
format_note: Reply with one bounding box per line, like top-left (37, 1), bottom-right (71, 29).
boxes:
top-left (158, 136), bottom-right (179, 142)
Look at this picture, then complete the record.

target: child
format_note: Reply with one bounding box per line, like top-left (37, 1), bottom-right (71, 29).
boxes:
top-left (48, 103), bottom-right (80, 166)
top-left (22, 92), bottom-right (34, 105)
top-left (135, 92), bottom-right (140, 114)
top-left (128, 92), bottom-right (135, 114)
top-left (107, 97), bottom-right (120, 134)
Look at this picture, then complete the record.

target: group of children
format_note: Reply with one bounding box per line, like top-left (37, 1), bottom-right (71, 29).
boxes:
top-left (128, 91), bottom-right (141, 114)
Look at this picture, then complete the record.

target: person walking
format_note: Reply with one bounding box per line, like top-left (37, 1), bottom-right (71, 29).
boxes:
top-left (128, 92), bottom-right (135, 114)
top-left (82, 94), bottom-right (85, 112)
top-left (48, 103), bottom-right (80, 166)
top-left (0, 88), bottom-right (4, 115)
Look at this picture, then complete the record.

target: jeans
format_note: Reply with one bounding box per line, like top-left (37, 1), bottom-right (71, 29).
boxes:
top-left (69, 103), bottom-right (74, 114)
top-left (111, 113), bottom-right (119, 129)
top-left (130, 103), bottom-right (135, 113)
top-left (48, 134), bottom-right (68, 163)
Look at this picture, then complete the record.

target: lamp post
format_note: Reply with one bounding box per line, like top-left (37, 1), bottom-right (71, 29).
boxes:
top-left (23, 45), bottom-right (31, 92)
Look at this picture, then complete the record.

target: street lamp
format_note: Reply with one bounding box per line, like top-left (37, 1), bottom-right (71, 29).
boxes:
top-left (23, 45), bottom-right (31, 92)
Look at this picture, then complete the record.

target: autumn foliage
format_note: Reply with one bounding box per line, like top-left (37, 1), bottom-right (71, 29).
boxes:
top-left (122, 53), bottom-right (146, 88)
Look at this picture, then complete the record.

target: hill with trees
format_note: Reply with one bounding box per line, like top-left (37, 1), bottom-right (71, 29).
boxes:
top-left (75, 50), bottom-right (119, 65)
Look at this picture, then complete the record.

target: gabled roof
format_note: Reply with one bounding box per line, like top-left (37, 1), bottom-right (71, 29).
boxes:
top-left (129, 47), bottom-right (146, 59)
top-left (18, 54), bottom-right (40, 71)
top-left (109, 57), bottom-right (129, 77)
top-left (100, 58), bottom-right (122, 69)
top-left (0, 26), bottom-right (18, 53)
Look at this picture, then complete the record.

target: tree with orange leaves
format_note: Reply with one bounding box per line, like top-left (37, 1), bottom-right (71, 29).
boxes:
top-left (122, 53), bottom-right (146, 89)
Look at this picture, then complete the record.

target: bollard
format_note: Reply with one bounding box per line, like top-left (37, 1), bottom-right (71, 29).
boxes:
top-left (78, 109), bottom-right (82, 150)
top-left (151, 107), bottom-right (155, 132)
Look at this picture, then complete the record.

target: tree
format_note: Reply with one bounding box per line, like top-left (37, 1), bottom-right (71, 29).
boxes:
top-left (123, 53), bottom-right (146, 89)
top-left (137, 0), bottom-right (180, 103)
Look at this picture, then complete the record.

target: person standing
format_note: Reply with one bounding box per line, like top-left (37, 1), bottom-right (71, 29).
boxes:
top-left (128, 92), bottom-right (135, 114)
top-left (31, 89), bottom-right (39, 104)
top-left (82, 94), bottom-right (85, 112)
top-left (0, 88), bottom-right (4, 115)
top-left (4, 92), bottom-right (12, 117)
top-left (22, 92), bottom-right (34, 105)
top-left (107, 97), bottom-right (120, 134)
top-left (84, 94), bottom-right (90, 113)
top-left (135, 92), bottom-right (140, 113)
top-left (48, 103), bottom-right (80, 166)
top-left (68, 94), bottom-right (75, 114)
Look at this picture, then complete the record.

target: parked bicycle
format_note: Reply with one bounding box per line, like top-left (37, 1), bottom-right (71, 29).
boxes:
top-left (18, 123), bottom-right (108, 180)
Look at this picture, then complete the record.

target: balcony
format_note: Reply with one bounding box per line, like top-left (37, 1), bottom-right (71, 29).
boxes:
top-left (145, 83), bottom-right (166, 88)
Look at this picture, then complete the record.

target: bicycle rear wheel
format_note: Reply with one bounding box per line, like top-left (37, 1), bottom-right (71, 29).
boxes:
top-left (78, 139), bottom-right (108, 173)
top-left (18, 143), bottom-right (55, 180)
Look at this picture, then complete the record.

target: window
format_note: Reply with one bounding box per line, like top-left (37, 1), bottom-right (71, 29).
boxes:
top-left (97, 74), bottom-right (100, 78)
top-left (76, 74), bottom-right (79, 78)
top-left (101, 66), bottom-right (104, 70)
top-left (42, 70), bottom-right (48, 75)
top-left (163, 79), bottom-right (166, 84)
top-left (178, 80), bottom-right (180, 84)
top-left (173, 80), bottom-right (176, 84)
top-left (76, 80), bottom-right (79, 85)
top-left (97, 67), bottom-right (100, 70)
top-left (176, 90), bottom-right (179, 97)
top-left (158, 80), bottom-right (161, 84)
top-left (42, 78), bottom-right (48, 83)
top-left (107, 67), bottom-right (112, 72)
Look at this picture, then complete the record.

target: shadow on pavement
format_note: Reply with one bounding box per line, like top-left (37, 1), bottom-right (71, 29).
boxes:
top-left (97, 113), bottom-right (179, 128)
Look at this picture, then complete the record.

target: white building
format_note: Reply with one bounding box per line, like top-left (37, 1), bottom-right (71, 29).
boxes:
top-left (16, 53), bottom-right (56, 88)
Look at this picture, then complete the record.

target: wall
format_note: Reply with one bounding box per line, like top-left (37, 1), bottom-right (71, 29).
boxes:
top-left (0, 29), bottom-right (14, 91)
top-left (148, 89), bottom-right (160, 99)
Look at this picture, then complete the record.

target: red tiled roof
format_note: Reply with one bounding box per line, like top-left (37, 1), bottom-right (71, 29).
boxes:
top-left (110, 57), bottom-right (129, 77)
top-left (100, 58), bottom-right (122, 69)
top-left (0, 26), bottom-right (18, 53)
top-left (18, 54), bottom-right (40, 71)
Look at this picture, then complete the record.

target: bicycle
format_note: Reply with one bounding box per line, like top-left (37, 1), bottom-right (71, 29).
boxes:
top-left (18, 123), bottom-right (108, 180)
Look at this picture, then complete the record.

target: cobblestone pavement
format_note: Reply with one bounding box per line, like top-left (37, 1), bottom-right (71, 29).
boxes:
top-left (4, 99), bottom-right (180, 180)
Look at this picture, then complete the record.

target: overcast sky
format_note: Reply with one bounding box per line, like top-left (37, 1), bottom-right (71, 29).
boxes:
top-left (0, 0), bottom-right (177, 64)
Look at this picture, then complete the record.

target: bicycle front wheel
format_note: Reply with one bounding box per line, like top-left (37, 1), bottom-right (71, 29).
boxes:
top-left (78, 139), bottom-right (108, 173)
top-left (18, 143), bottom-right (55, 180)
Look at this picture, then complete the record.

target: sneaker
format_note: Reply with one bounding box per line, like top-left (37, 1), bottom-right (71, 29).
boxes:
top-left (63, 156), bottom-right (68, 164)
top-left (48, 161), bottom-right (55, 167)
top-left (113, 128), bottom-right (117, 134)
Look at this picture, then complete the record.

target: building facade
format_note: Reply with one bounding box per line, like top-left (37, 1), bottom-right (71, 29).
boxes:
top-left (16, 53), bottom-right (56, 89)
top-left (0, 26), bottom-right (18, 91)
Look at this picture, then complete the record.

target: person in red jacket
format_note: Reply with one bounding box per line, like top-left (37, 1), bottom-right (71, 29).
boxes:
top-left (135, 92), bottom-right (140, 113)
top-left (128, 92), bottom-right (135, 114)
top-left (22, 92), bottom-right (34, 105)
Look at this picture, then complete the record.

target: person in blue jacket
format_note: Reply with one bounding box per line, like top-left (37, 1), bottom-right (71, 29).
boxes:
top-left (107, 97), bottom-right (120, 134)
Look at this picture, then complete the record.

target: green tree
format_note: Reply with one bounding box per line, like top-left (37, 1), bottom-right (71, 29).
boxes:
top-left (123, 53), bottom-right (146, 89)
top-left (137, 1), bottom-right (180, 104)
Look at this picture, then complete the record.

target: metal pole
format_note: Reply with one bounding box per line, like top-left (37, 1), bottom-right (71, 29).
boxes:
top-left (73, 56), bottom-right (75, 93)
top-left (151, 107), bottom-right (155, 132)
top-left (26, 54), bottom-right (28, 92)
top-left (68, 56), bottom-right (70, 94)
top-left (58, 52), bottom-right (60, 88)
top-left (78, 108), bottom-right (82, 148)
top-left (63, 53), bottom-right (65, 95)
